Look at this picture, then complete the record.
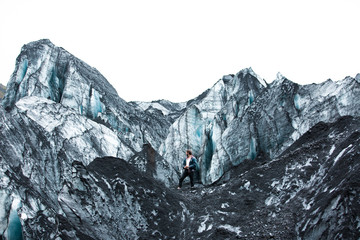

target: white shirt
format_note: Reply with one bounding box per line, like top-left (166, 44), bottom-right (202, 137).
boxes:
top-left (186, 157), bottom-right (191, 167)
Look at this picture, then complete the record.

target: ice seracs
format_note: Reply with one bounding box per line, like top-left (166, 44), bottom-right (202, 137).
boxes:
top-left (15, 96), bottom-right (133, 163)
top-left (2, 39), bottom-right (174, 155)
top-left (159, 67), bottom-right (360, 185)
top-left (159, 68), bottom-right (266, 184)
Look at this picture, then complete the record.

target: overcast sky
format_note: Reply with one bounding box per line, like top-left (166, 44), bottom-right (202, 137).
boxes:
top-left (0, 0), bottom-right (359, 102)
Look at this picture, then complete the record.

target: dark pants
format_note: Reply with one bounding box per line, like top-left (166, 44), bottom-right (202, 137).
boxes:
top-left (179, 169), bottom-right (194, 188)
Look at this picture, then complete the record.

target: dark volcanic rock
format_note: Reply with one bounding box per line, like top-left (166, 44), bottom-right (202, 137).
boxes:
top-left (129, 144), bottom-right (179, 187)
top-left (178, 116), bottom-right (360, 239)
top-left (60, 157), bottom-right (187, 240)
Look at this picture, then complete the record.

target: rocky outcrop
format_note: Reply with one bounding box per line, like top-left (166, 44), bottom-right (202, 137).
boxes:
top-left (129, 144), bottom-right (179, 187)
top-left (185, 116), bottom-right (360, 239)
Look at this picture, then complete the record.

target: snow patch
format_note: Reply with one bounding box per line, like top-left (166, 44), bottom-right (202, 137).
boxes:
top-left (179, 201), bottom-right (189, 223)
top-left (302, 199), bottom-right (313, 210)
top-left (244, 181), bottom-right (251, 190)
top-left (151, 210), bottom-right (158, 216)
top-left (197, 214), bottom-right (210, 233)
top-left (302, 219), bottom-right (311, 232)
top-left (304, 158), bottom-right (312, 167)
top-left (11, 198), bottom-right (21, 210)
top-left (333, 145), bottom-right (353, 166)
top-left (331, 195), bottom-right (341, 210)
top-left (20, 213), bottom-right (28, 221)
top-left (221, 203), bottom-right (229, 209)
top-left (329, 145), bottom-right (336, 155)
top-left (218, 224), bottom-right (241, 236)
top-left (265, 195), bottom-right (276, 206)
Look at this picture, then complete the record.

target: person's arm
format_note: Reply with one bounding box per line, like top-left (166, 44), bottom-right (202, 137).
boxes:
top-left (183, 159), bottom-right (187, 169)
top-left (189, 157), bottom-right (197, 170)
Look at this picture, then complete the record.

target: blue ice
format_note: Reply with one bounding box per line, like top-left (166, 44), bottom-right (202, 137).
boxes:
top-left (249, 137), bottom-right (257, 160)
top-left (294, 94), bottom-right (301, 110)
top-left (7, 209), bottom-right (23, 240)
top-left (16, 59), bottom-right (28, 83)
top-left (248, 90), bottom-right (254, 105)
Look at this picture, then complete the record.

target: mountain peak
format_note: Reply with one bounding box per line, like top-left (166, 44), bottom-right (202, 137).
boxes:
top-left (276, 72), bottom-right (285, 81)
top-left (20, 39), bottom-right (56, 55)
top-left (239, 67), bottom-right (267, 87)
top-left (3, 39), bottom-right (121, 110)
top-left (26, 38), bottom-right (54, 47)
top-left (355, 73), bottom-right (360, 83)
top-left (270, 72), bottom-right (295, 87)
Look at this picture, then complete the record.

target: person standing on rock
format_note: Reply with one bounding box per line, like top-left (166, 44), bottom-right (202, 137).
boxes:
top-left (178, 150), bottom-right (198, 189)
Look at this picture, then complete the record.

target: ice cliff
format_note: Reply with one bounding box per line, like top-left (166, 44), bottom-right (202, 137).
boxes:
top-left (160, 69), bottom-right (360, 185)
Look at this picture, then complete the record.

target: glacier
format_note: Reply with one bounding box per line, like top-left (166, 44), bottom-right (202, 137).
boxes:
top-left (2, 39), bottom-right (172, 154)
top-left (0, 39), bottom-right (359, 239)
top-left (159, 68), bottom-right (360, 185)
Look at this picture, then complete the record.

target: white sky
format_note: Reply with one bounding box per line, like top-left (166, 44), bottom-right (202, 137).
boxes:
top-left (0, 0), bottom-right (359, 102)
